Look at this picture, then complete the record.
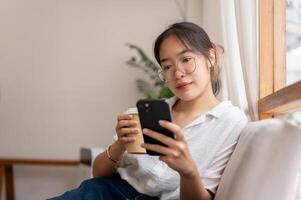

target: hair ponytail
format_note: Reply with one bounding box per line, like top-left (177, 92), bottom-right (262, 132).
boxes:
top-left (210, 43), bottom-right (223, 96)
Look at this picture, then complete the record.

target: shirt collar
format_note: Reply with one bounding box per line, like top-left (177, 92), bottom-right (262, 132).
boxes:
top-left (165, 96), bottom-right (232, 128)
top-left (206, 101), bottom-right (232, 118)
top-left (165, 96), bottom-right (178, 110)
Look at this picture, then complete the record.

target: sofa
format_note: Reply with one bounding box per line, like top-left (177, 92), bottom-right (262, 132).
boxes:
top-left (214, 119), bottom-right (301, 200)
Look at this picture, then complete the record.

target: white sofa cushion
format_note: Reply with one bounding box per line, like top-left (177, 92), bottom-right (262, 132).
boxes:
top-left (215, 119), bottom-right (301, 200)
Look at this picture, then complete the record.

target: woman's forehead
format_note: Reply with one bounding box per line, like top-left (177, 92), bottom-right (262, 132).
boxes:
top-left (159, 35), bottom-right (195, 60)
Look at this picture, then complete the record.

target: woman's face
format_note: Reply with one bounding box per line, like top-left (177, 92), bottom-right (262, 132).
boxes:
top-left (159, 35), bottom-right (213, 101)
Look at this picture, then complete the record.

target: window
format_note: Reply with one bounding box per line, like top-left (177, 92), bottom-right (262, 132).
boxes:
top-left (259, 0), bottom-right (301, 119)
top-left (287, 0), bottom-right (301, 85)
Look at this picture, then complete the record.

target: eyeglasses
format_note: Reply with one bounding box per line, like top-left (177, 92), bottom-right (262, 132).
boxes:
top-left (158, 56), bottom-right (197, 82)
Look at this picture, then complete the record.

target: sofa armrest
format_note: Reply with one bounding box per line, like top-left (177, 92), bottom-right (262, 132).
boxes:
top-left (215, 119), bottom-right (301, 200)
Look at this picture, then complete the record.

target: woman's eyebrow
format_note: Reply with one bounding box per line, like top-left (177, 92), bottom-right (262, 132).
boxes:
top-left (160, 58), bottom-right (169, 63)
top-left (160, 49), bottom-right (194, 63)
top-left (176, 49), bottom-right (194, 56)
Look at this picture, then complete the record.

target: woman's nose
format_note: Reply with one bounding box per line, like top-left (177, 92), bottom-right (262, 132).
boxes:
top-left (174, 69), bottom-right (185, 79)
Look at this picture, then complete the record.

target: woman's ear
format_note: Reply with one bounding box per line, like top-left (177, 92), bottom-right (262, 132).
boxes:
top-left (213, 43), bottom-right (224, 67)
top-left (208, 48), bottom-right (216, 67)
top-left (206, 48), bottom-right (216, 70)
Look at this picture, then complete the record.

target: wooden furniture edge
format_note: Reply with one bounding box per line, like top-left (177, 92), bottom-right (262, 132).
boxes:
top-left (259, 81), bottom-right (301, 115)
top-left (0, 165), bottom-right (3, 198)
top-left (0, 159), bottom-right (80, 166)
top-left (0, 158), bottom-right (81, 200)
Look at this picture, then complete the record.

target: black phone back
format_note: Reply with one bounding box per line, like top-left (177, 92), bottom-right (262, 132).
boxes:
top-left (136, 99), bottom-right (174, 156)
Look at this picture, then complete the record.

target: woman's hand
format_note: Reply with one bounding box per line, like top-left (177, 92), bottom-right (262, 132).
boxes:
top-left (115, 114), bottom-right (139, 150)
top-left (141, 120), bottom-right (198, 177)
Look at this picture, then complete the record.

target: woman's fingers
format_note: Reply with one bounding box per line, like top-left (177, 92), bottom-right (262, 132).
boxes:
top-left (142, 128), bottom-right (175, 147)
top-left (118, 127), bottom-right (139, 137)
top-left (115, 114), bottom-right (141, 146)
top-left (141, 142), bottom-right (180, 158)
top-left (158, 120), bottom-right (184, 141)
top-left (116, 119), bottom-right (137, 130)
top-left (120, 136), bottom-right (136, 143)
top-left (117, 114), bottom-right (133, 121)
top-left (142, 124), bottom-right (187, 156)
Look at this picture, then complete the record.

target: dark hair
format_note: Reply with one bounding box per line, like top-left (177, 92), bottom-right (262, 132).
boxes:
top-left (154, 22), bottom-right (221, 96)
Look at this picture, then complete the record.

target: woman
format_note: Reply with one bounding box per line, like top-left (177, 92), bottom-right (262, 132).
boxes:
top-left (50, 22), bottom-right (247, 200)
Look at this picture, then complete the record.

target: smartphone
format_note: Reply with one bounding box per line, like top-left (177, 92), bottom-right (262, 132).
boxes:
top-left (136, 99), bottom-right (174, 156)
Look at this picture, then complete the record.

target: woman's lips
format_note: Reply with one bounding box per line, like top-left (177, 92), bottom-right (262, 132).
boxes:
top-left (176, 82), bottom-right (192, 90)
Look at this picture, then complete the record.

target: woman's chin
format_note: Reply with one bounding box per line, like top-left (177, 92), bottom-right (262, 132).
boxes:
top-left (174, 92), bottom-right (197, 101)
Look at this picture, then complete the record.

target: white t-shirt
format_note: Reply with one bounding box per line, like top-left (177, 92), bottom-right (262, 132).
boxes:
top-left (117, 97), bottom-right (248, 200)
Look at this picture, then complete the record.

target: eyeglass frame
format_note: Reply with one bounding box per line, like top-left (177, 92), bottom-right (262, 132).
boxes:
top-left (157, 56), bottom-right (197, 82)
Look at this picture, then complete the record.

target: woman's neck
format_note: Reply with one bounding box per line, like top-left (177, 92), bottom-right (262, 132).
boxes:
top-left (173, 87), bottom-right (220, 117)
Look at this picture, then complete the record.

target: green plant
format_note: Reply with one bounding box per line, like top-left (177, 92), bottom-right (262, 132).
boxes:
top-left (126, 43), bottom-right (173, 99)
top-left (124, 0), bottom-right (188, 99)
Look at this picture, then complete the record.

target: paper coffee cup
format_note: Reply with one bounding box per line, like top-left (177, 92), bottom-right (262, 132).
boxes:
top-left (123, 107), bottom-right (146, 154)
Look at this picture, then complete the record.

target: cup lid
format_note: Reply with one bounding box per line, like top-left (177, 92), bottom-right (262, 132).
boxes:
top-left (124, 107), bottom-right (138, 115)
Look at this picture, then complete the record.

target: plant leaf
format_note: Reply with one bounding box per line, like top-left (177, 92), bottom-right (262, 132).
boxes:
top-left (159, 87), bottom-right (174, 98)
top-left (125, 43), bottom-right (174, 99)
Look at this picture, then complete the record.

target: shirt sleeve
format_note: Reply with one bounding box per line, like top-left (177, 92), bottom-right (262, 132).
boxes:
top-left (201, 141), bottom-right (237, 193)
top-left (201, 118), bottom-right (248, 193)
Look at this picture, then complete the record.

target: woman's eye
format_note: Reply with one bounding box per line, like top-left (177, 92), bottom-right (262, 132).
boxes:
top-left (182, 57), bottom-right (192, 63)
top-left (163, 65), bottom-right (172, 71)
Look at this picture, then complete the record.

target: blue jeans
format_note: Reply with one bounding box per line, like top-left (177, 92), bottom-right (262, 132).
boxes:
top-left (48, 174), bottom-right (158, 200)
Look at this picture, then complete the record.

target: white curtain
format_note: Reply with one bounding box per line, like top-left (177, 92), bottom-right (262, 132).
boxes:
top-left (219, 0), bottom-right (258, 121)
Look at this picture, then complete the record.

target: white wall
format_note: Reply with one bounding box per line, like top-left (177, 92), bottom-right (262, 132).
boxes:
top-left (201, 0), bottom-right (223, 46)
top-left (0, 0), bottom-right (219, 199)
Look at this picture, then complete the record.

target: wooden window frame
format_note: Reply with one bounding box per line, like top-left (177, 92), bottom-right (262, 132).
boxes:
top-left (259, 0), bottom-right (301, 119)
